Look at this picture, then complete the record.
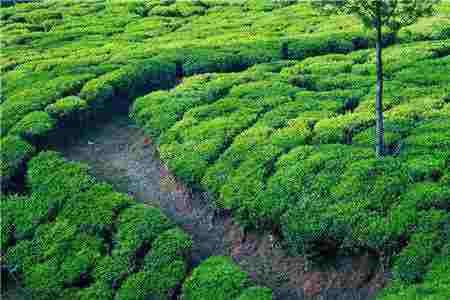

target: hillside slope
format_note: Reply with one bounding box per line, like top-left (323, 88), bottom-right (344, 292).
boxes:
top-left (1, 1), bottom-right (449, 300)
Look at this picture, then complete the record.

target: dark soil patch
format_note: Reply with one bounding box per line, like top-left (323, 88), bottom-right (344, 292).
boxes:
top-left (48, 114), bottom-right (390, 300)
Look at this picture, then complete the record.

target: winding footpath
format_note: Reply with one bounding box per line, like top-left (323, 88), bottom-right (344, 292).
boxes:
top-left (49, 114), bottom-right (388, 300)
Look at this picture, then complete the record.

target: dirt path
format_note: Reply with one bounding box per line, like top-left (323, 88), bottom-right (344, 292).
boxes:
top-left (49, 114), bottom-right (389, 300)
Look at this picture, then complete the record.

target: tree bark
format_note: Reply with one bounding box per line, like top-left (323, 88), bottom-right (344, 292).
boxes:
top-left (375, 3), bottom-right (385, 158)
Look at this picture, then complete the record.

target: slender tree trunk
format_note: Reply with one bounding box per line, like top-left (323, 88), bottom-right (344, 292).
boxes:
top-left (375, 5), bottom-right (385, 158)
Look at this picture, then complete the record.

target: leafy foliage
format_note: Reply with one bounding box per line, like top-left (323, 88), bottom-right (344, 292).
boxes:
top-left (312, 0), bottom-right (441, 32)
top-left (181, 256), bottom-right (254, 300)
top-left (0, 135), bottom-right (35, 184)
top-left (2, 150), bottom-right (194, 300)
top-left (1, 1), bottom-right (449, 299)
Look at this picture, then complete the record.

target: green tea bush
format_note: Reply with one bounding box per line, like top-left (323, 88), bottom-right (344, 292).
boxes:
top-left (24, 258), bottom-right (64, 300)
top-left (143, 228), bottom-right (192, 271)
top-left (263, 89), bottom-right (365, 123)
top-left (115, 272), bottom-right (151, 300)
top-left (201, 126), bottom-right (276, 197)
top-left (311, 74), bottom-right (374, 92)
top-left (30, 220), bottom-right (103, 266)
top-left (284, 53), bottom-right (356, 76)
top-left (377, 245), bottom-right (450, 300)
top-left (286, 31), bottom-right (362, 60)
top-left (281, 156), bottom-right (411, 255)
top-left (155, 40), bottom-right (283, 77)
top-left (398, 16), bottom-right (450, 42)
top-left (14, 219), bottom-right (104, 299)
top-left (4, 239), bottom-right (33, 273)
top-left (117, 253), bottom-right (187, 300)
top-left (131, 73), bottom-right (237, 139)
top-left (237, 286), bottom-right (273, 300)
top-left (77, 282), bottom-right (115, 300)
top-left (9, 111), bottom-right (56, 143)
top-left (271, 118), bottom-right (312, 149)
top-left (79, 59), bottom-right (176, 111)
top-left (181, 256), bottom-right (252, 300)
top-left (362, 41), bottom-right (446, 77)
top-left (400, 118), bottom-right (450, 157)
top-left (150, 2), bottom-right (206, 18)
top-left (401, 182), bottom-right (450, 213)
top-left (352, 125), bottom-right (402, 150)
top-left (116, 257), bottom-right (187, 300)
top-left (26, 151), bottom-right (95, 213)
top-left (332, 158), bottom-right (410, 214)
top-left (0, 134), bottom-right (35, 184)
top-left (113, 225), bottom-right (193, 300)
top-left (93, 254), bottom-right (130, 289)
top-left (45, 96), bottom-right (88, 120)
top-left (393, 57), bottom-right (450, 87)
top-left (78, 75), bottom-right (114, 110)
top-left (59, 182), bottom-right (134, 234)
top-left (159, 107), bottom-right (260, 185)
top-left (24, 9), bottom-right (62, 24)
top-left (1, 194), bottom-right (50, 247)
top-left (355, 83), bottom-right (443, 114)
top-left (114, 227), bottom-right (192, 300)
top-left (217, 143), bottom-right (283, 224)
top-left (157, 77), bottom-right (301, 185)
top-left (312, 112), bottom-right (375, 144)
top-left (404, 154), bottom-right (449, 183)
top-left (392, 209), bottom-right (449, 284)
top-left (1, 73), bottom-right (93, 135)
top-left (115, 203), bottom-right (175, 260)
top-left (3, 149), bottom-right (194, 299)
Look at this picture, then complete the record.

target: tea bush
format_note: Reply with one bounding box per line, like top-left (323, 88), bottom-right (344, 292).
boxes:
top-left (115, 203), bottom-right (175, 258)
top-left (391, 209), bottom-right (448, 284)
top-left (1, 74), bottom-right (94, 136)
top-left (131, 39), bottom-right (448, 300)
top-left (237, 286), bottom-right (273, 300)
top-left (2, 150), bottom-right (196, 299)
top-left (377, 241), bottom-right (450, 300)
top-left (26, 151), bottom-right (95, 213)
top-left (59, 182), bottom-right (134, 234)
top-left (116, 228), bottom-right (192, 300)
top-left (45, 96), bottom-right (88, 120)
top-left (2, 1), bottom-right (450, 298)
top-left (181, 256), bottom-right (271, 300)
top-left (0, 135), bottom-right (35, 185)
top-left (9, 111), bottom-right (56, 144)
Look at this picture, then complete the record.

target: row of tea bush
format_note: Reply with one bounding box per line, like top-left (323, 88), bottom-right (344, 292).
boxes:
top-left (2, 1), bottom-right (448, 189)
top-left (131, 39), bottom-right (450, 298)
top-left (1, 151), bottom-right (273, 299)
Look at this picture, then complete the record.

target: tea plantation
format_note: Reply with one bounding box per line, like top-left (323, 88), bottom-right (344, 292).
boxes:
top-left (1, 0), bottom-right (449, 299)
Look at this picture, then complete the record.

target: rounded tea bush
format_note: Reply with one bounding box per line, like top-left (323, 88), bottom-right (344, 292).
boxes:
top-left (181, 256), bottom-right (252, 300)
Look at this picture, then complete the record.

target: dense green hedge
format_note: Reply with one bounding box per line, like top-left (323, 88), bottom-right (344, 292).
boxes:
top-left (132, 37), bottom-right (450, 298)
top-left (181, 256), bottom-right (272, 300)
top-left (1, 151), bottom-right (193, 299)
top-left (45, 96), bottom-right (88, 120)
top-left (0, 135), bottom-right (35, 186)
top-left (116, 227), bottom-right (192, 300)
top-left (377, 241), bottom-right (450, 300)
top-left (9, 111), bottom-right (57, 144)
top-left (1, 151), bottom-right (274, 299)
top-left (2, 1), bottom-right (450, 299)
top-left (2, 0), bottom-right (447, 193)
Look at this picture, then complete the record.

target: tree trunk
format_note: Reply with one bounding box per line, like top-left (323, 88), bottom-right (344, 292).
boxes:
top-left (375, 5), bottom-right (385, 158)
